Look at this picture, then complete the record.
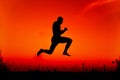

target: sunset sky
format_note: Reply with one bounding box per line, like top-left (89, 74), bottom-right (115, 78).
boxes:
top-left (0, 0), bottom-right (120, 71)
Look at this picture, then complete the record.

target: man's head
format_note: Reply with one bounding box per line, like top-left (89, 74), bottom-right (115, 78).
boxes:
top-left (57, 16), bottom-right (63, 25)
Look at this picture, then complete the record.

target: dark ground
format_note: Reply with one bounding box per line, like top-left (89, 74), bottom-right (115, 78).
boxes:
top-left (0, 72), bottom-right (120, 80)
top-left (0, 53), bottom-right (120, 80)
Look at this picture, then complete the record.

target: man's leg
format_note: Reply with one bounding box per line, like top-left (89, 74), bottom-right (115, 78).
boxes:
top-left (48, 42), bottom-right (58, 54)
top-left (59, 37), bottom-right (72, 56)
top-left (37, 42), bottom-right (58, 56)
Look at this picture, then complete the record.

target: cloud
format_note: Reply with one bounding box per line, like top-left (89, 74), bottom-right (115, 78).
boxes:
top-left (81, 0), bottom-right (117, 15)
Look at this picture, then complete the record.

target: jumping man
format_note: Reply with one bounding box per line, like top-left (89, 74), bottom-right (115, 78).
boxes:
top-left (37, 16), bottom-right (72, 56)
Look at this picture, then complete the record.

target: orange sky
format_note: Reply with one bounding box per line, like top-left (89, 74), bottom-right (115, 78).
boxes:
top-left (0, 0), bottom-right (120, 63)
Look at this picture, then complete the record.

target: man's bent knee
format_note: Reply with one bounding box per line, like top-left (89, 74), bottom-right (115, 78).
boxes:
top-left (48, 50), bottom-right (53, 54)
top-left (68, 38), bottom-right (72, 43)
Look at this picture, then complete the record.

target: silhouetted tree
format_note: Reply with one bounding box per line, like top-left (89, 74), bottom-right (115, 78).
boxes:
top-left (103, 64), bottom-right (106, 72)
top-left (115, 58), bottom-right (120, 72)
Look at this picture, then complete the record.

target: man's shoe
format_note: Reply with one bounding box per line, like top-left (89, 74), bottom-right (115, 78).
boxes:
top-left (63, 53), bottom-right (71, 56)
top-left (37, 49), bottom-right (43, 56)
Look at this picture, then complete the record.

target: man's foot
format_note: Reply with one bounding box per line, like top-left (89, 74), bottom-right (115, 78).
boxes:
top-left (63, 52), bottom-right (71, 56)
top-left (37, 49), bottom-right (43, 56)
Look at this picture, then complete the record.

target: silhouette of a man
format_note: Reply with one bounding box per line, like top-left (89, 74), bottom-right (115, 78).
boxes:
top-left (37, 16), bottom-right (72, 56)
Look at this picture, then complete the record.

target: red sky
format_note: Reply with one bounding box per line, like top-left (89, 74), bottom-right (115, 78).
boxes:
top-left (0, 0), bottom-right (120, 71)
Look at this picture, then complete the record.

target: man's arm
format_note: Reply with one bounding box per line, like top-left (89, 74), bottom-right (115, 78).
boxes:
top-left (60, 28), bottom-right (68, 34)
